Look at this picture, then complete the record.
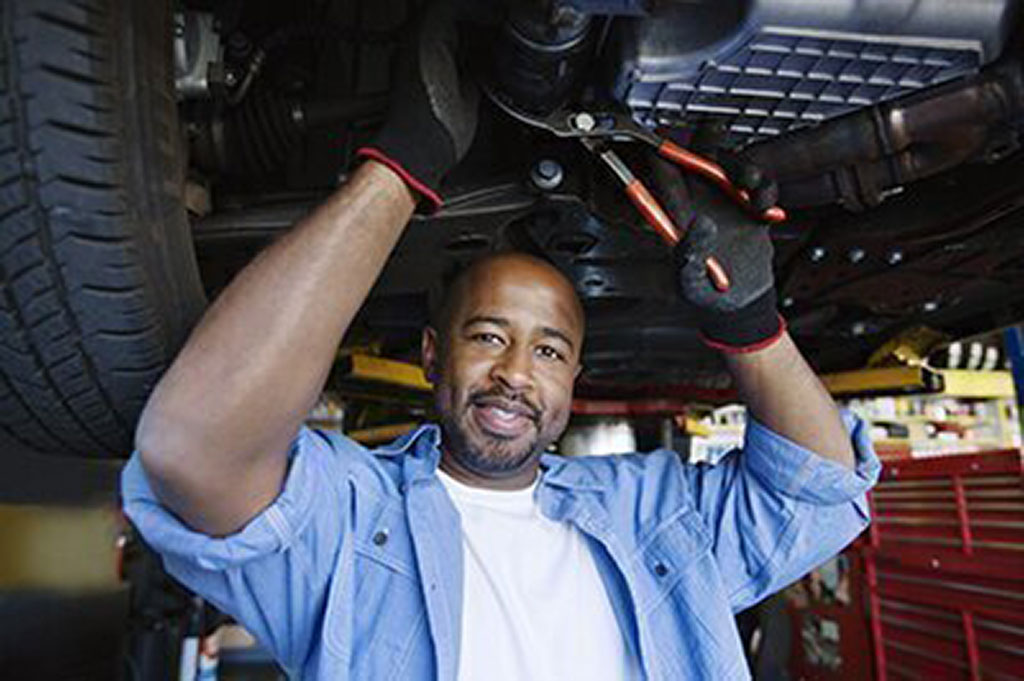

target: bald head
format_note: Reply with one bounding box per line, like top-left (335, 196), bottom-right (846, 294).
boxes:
top-left (432, 252), bottom-right (585, 345)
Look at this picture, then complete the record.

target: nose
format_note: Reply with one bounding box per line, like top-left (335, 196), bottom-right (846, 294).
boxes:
top-left (490, 344), bottom-right (534, 393)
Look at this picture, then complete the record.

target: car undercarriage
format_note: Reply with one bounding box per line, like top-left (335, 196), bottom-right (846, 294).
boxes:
top-left (181, 0), bottom-right (1024, 388)
top-left (1, 0), bottom-right (1023, 456)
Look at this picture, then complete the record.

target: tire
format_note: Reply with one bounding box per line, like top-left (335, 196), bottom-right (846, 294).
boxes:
top-left (0, 0), bottom-right (205, 457)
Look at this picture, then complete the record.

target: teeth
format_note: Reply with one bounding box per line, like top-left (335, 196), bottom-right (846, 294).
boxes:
top-left (490, 406), bottom-right (516, 420)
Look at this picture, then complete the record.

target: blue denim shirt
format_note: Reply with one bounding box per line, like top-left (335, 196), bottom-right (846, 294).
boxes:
top-left (122, 413), bottom-right (879, 680)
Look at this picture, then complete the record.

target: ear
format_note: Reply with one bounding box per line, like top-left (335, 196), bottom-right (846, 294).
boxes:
top-left (422, 326), bottom-right (440, 384)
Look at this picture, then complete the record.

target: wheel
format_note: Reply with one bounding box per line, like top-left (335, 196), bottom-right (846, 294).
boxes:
top-left (0, 0), bottom-right (205, 457)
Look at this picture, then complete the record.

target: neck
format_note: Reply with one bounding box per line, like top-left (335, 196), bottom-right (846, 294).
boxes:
top-left (438, 449), bottom-right (540, 490)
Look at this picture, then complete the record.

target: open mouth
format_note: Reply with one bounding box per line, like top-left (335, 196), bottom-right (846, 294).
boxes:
top-left (470, 399), bottom-right (538, 439)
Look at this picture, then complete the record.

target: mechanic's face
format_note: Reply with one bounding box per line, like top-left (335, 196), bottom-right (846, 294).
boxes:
top-left (423, 255), bottom-right (584, 488)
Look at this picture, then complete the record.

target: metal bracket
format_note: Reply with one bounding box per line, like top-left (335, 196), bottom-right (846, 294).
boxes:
top-left (866, 325), bottom-right (949, 368)
top-left (174, 12), bottom-right (224, 100)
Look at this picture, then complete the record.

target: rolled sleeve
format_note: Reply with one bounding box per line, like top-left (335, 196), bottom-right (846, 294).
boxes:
top-left (684, 411), bottom-right (880, 612)
top-left (120, 426), bottom-right (359, 672)
top-left (122, 427), bottom-right (331, 571)
top-left (741, 410), bottom-right (881, 506)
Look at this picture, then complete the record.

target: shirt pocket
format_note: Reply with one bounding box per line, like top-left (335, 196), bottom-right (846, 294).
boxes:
top-left (323, 502), bottom-right (431, 680)
top-left (634, 508), bottom-right (714, 610)
top-left (634, 509), bottom-right (741, 678)
top-left (351, 546), bottom-right (431, 679)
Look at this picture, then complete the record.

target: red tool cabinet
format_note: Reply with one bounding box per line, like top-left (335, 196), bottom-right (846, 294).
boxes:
top-left (864, 450), bottom-right (1024, 680)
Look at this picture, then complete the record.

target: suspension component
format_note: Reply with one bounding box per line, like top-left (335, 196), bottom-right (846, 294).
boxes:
top-left (494, 3), bottom-right (594, 114)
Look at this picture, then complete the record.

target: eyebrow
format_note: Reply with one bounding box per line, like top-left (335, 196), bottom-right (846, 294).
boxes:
top-left (463, 315), bottom-right (576, 352)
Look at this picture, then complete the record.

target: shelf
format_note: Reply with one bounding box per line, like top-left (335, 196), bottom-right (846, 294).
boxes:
top-left (822, 367), bottom-right (1015, 398)
top-left (875, 415), bottom-right (980, 425)
top-left (873, 438), bottom-right (1006, 447)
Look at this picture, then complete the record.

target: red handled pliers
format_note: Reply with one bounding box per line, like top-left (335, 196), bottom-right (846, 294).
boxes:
top-left (488, 93), bottom-right (787, 292)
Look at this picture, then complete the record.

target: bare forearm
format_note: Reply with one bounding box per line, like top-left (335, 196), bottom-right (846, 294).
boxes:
top-left (137, 161), bottom-right (415, 533)
top-left (725, 332), bottom-right (855, 469)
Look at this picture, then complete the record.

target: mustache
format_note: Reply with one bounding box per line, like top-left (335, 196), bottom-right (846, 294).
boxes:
top-left (469, 387), bottom-right (541, 422)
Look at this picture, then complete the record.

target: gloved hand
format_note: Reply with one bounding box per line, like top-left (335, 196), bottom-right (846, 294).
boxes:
top-left (651, 152), bottom-right (786, 354)
top-left (357, 1), bottom-right (479, 212)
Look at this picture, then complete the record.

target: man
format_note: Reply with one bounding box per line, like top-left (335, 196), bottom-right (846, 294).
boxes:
top-left (122, 5), bottom-right (879, 680)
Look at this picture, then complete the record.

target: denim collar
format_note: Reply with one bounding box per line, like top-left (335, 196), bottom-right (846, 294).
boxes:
top-left (540, 454), bottom-right (607, 491)
top-left (370, 423), bottom-right (438, 484)
top-left (373, 423), bottom-right (442, 458)
top-left (373, 422), bottom-right (604, 492)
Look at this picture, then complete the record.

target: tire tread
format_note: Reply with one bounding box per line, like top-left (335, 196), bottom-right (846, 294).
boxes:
top-left (0, 0), bottom-right (205, 457)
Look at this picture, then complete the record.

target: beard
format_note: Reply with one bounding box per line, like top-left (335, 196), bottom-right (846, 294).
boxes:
top-left (437, 387), bottom-right (547, 478)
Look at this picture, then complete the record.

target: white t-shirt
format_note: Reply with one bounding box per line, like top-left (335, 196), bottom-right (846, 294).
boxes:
top-left (437, 468), bottom-right (642, 681)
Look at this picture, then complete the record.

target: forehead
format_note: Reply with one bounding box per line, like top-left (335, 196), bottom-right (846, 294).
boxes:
top-left (449, 258), bottom-right (584, 340)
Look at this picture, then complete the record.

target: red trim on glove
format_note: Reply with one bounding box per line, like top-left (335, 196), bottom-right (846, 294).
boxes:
top-left (356, 147), bottom-right (443, 212)
top-left (700, 314), bottom-right (787, 355)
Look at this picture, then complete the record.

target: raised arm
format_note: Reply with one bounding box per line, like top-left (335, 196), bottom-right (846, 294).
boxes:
top-left (652, 152), bottom-right (854, 468)
top-left (724, 333), bottom-right (855, 468)
top-left (136, 164), bottom-right (415, 536)
top-left (136, 4), bottom-right (478, 536)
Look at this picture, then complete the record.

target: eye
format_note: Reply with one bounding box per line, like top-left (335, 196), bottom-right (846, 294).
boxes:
top-left (536, 344), bottom-right (566, 362)
top-left (471, 332), bottom-right (504, 346)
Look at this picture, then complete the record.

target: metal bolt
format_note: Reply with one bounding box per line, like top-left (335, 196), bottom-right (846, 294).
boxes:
top-left (850, 321), bottom-right (867, 336)
top-left (848, 248), bottom-right (866, 264)
top-left (879, 186), bottom-right (905, 201)
top-left (551, 4), bottom-right (587, 28)
top-left (809, 246), bottom-right (827, 263)
top-left (781, 296), bottom-right (795, 308)
top-left (531, 159), bottom-right (564, 191)
top-left (923, 301), bottom-right (939, 312)
top-left (225, 69), bottom-right (238, 87)
top-left (886, 249), bottom-right (904, 265)
top-left (930, 558), bottom-right (940, 569)
top-left (571, 112), bottom-right (596, 132)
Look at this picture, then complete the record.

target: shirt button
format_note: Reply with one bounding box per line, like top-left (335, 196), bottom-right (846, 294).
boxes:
top-left (372, 529), bottom-right (389, 546)
top-left (654, 562), bottom-right (668, 577)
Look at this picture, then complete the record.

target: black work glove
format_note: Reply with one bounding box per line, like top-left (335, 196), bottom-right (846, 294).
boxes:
top-left (651, 153), bottom-right (786, 353)
top-left (357, 1), bottom-right (479, 212)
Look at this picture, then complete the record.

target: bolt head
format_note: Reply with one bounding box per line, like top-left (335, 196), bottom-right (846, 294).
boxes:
top-left (537, 159), bottom-right (559, 179)
top-left (851, 321), bottom-right (867, 336)
top-left (571, 112), bottom-right (596, 132)
top-left (848, 248), bottom-right (866, 264)
top-left (923, 301), bottom-right (939, 312)
top-left (531, 159), bottom-right (564, 190)
top-left (809, 246), bottom-right (827, 263)
top-left (781, 296), bottom-right (795, 308)
top-left (887, 249), bottom-right (904, 265)
top-left (551, 4), bottom-right (586, 28)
